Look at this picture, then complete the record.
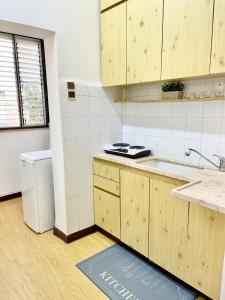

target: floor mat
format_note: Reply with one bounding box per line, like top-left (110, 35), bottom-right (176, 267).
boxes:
top-left (76, 244), bottom-right (199, 300)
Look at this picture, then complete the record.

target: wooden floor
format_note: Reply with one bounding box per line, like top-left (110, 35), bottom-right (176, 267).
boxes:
top-left (0, 198), bottom-right (114, 300)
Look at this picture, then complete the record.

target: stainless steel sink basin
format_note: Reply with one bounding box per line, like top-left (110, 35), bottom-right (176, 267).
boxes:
top-left (137, 158), bottom-right (203, 177)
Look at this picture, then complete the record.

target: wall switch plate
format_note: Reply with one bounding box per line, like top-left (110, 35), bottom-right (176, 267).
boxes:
top-left (67, 81), bottom-right (75, 90)
top-left (68, 90), bottom-right (76, 99)
top-left (66, 81), bottom-right (76, 100)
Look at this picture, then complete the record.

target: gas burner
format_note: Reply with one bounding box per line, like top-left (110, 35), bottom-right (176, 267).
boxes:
top-left (129, 146), bottom-right (145, 150)
top-left (113, 143), bottom-right (130, 147)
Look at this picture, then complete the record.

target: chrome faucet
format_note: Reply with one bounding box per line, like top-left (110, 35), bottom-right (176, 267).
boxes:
top-left (185, 148), bottom-right (225, 172)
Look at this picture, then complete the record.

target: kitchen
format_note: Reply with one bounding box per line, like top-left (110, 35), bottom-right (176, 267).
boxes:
top-left (0, 0), bottom-right (225, 300)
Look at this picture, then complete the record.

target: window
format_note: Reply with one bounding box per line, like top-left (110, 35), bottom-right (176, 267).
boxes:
top-left (0, 32), bottom-right (49, 129)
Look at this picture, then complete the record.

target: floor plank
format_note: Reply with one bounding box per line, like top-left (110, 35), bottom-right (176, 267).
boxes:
top-left (0, 198), bottom-right (114, 300)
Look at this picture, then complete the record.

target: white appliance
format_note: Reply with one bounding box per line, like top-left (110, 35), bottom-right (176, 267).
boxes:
top-left (19, 150), bottom-right (55, 233)
top-left (104, 143), bottom-right (151, 159)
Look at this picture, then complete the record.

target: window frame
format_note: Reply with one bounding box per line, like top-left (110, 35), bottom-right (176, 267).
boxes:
top-left (0, 31), bottom-right (49, 131)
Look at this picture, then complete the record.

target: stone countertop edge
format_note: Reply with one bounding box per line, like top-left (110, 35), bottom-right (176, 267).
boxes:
top-left (93, 153), bottom-right (225, 214)
top-left (93, 153), bottom-right (200, 182)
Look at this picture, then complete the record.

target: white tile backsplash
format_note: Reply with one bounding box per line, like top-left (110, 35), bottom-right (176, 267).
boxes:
top-left (203, 101), bottom-right (223, 117)
top-left (76, 95), bottom-right (89, 117)
top-left (170, 138), bottom-right (185, 161)
top-left (158, 117), bottom-right (171, 138)
top-left (63, 117), bottom-right (77, 139)
top-left (62, 79), bottom-right (225, 234)
top-left (171, 117), bottom-right (186, 139)
top-left (79, 211), bottom-right (94, 231)
top-left (121, 78), bottom-right (225, 164)
top-left (186, 117), bottom-right (203, 141)
top-left (202, 117), bottom-right (222, 143)
top-left (187, 101), bottom-right (204, 117)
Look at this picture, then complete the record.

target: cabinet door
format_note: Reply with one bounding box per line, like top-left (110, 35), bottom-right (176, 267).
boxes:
top-left (101, 0), bottom-right (122, 11)
top-left (101, 3), bottom-right (126, 86)
top-left (121, 170), bottom-right (149, 257)
top-left (211, 0), bottom-right (225, 74)
top-left (94, 188), bottom-right (120, 238)
top-left (162, 0), bottom-right (214, 80)
top-left (149, 179), bottom-right (189, 277)
top-left (185, 203), bottom-right (225, 300)
top-left (127, 0), bottom-right (163, 84)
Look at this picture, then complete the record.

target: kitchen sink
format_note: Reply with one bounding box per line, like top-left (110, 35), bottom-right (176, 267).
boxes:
top-left (137, 158), bottom-right (204, 177)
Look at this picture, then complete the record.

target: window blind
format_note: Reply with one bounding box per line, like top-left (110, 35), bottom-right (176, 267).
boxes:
top-left (0, 32), bottom-right (48, 129)
top-left (0, 33), bottom-right (20, 127)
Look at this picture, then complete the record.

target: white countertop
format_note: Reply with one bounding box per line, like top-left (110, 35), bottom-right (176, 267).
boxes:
top-left (93, 153), bottom-right (225, 214)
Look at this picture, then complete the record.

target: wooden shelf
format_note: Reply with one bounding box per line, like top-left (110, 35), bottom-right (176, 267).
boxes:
top-left (114, 97), bottom-right (225, 103)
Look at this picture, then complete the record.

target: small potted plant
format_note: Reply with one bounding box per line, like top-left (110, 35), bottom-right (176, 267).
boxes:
top-left (161, 81), bottom-right (184, 100)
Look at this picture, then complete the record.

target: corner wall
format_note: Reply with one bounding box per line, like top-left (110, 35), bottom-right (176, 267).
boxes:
top-left (62, 84), bottom-right (122, 234)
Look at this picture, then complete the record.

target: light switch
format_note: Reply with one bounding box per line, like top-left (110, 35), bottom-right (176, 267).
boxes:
top-left (68, 90), bottom-right (75, 99)
top-left (66, 81), bottom-right (76, 100)
top-left (67, 82), bottom-right (75, 90)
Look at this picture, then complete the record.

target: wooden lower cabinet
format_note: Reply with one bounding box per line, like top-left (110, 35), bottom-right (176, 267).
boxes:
top-left (120, 170), bottom-right (149, 257)
top-left (185, 203), bottom-right (225, 300)
top-left (93, 159), bottom-right (225, 299)
top-left (94, 188), bottom-right (120, 239)
top-left (93, 160), bottom-right (119, 182)
top-left (149, 177), bottom-right (225, 300)
top-left (149, 178), bottom-right (189, 276)
top-left (94, 175), bottom-right (120, 196)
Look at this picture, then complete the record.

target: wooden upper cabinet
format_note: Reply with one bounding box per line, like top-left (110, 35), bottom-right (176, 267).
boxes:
top-left (120, 170), bottom-right (149, 257)
top-left (162, 0), bottom-right (214, 80)
top-left (101, 0), bottom-right (122, 11)
top-left (127, 0), bottom-right (163, 84)
top-left (101, 2), bottom-right (127, 86)
top-left (210, 0), bottom-right (225, 74)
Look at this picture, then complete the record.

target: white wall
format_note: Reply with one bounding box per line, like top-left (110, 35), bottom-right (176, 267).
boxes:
top-left (0, 0), bottom-right (102, 234)
top-left (0, 0), bottom-right (101, 85)
top-left (0, 129), bottom-right (49, 196)
top-left (62, 84), bottom-right (122, 234)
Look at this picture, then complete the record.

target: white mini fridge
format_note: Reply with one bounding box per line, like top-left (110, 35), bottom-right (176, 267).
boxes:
top-left (19, 150), bottom-right (55, 233)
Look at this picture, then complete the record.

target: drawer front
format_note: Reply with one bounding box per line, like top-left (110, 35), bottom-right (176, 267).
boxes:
top-left (94, 175), bottom-right (120, 196)
top-left (93, 160), bottom-right (119, 182)
top-left (94, 188), bottom-right (120, 238)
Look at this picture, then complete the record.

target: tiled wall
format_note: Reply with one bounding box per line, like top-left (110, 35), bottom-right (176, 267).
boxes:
top-left (62, 78), bottom-right (225, 234)
top-left (122, 78), bottom-right (225, 167)
top-left (62, 84), bottom-right (122, 234)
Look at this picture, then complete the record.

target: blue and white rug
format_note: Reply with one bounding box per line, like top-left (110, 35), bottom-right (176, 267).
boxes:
top-left (76, 244), bottom-right (199, 300)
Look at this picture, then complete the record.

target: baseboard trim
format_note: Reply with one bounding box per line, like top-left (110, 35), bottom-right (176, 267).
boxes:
top-left (0, 192), bottom-right (22, 202)
top-left (53, 225), bottom-right (98, 243)
top-left (96, 226), bottom-right (120, 243)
